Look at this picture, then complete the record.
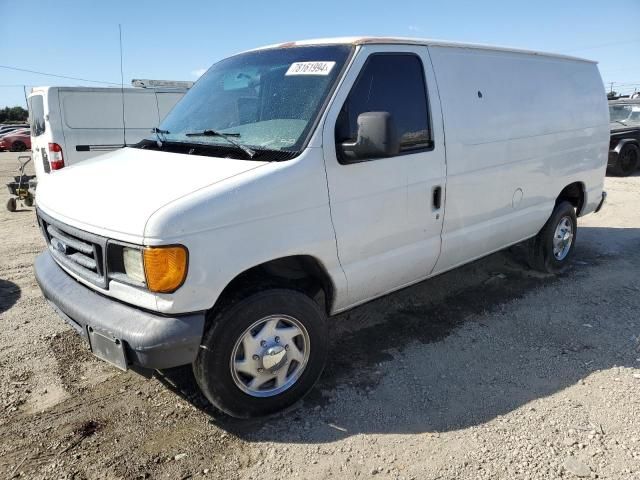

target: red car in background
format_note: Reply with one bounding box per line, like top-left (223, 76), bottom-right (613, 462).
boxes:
top-left (0, 128), bottom-right (31, 152)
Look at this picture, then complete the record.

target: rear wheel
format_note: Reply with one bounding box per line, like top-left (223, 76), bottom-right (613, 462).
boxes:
top-left (609, 143), bottom-right (639, 177)
top-left (528, 201), bottom-right (577, 273)
top-left (193, 288), bottom-right (328, 418)
top-left (6, 197), bottom-right (16, 212)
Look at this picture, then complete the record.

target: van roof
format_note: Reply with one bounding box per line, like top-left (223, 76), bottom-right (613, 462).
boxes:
top-left (246, 36), bottom-right (596, 64)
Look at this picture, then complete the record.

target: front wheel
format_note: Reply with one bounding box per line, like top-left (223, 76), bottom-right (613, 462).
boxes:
top-left (528, 201), bottom-right (577, 273)
top-left (193, 289), bottom-right (328, 418)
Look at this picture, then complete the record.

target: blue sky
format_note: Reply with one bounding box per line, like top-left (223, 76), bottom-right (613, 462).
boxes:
top-left (1, 0), bottom-right (638, 108)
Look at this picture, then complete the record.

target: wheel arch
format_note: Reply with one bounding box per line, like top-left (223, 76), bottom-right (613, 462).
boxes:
top-left (209, 255), bottom-right (336, 322)
top-left (612, 137), bottom-right (640, 155)
top-left (556, 181), bottom-right (586, 217)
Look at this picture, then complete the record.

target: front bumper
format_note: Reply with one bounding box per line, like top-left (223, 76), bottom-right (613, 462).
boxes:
top-left (34, 250), bottom-right (205, 370)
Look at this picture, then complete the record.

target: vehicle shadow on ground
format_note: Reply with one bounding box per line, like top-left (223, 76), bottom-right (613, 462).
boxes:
top-left (7, 207), bottom-right (35, 213)
top-left (157, 226), bottom-right (640, 442)
top-left (0, 278), bottom-right (21, 314)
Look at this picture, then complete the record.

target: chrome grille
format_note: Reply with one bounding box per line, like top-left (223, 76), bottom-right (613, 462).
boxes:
top-left (37, 209), bottom-right (108, 288)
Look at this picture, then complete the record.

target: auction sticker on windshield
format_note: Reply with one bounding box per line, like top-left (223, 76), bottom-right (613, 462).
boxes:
top-left (285, 61), bottom-right (336, 76)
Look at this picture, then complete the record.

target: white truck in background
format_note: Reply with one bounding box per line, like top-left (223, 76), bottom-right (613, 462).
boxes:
top-left (27, 86), bottom-right (187, 180)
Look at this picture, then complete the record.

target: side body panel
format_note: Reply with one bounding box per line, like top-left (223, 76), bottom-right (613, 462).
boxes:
top-left (428, 46), bottom-right (609, 274)
top-left (58, 89), bottom-right (184, 165)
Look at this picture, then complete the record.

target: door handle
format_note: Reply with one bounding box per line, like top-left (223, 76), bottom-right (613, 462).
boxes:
top-left (432, 186), bottom-right (442, 210)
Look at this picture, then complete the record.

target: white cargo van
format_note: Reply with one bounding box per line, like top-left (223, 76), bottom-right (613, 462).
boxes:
top-left (34, 37), bottom-right (609, 418)
top-left (27, 86), bottom-right (186, 179)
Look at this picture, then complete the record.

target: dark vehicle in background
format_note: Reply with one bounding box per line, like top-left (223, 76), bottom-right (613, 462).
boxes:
top-left (0, 128), bottom-right (31, 152)
top-left (608, 99), bottom-right (640, 176)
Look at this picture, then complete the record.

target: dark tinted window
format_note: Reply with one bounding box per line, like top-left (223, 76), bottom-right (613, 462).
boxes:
top-left (28, 95), bottom-right (45, 136)
top-left (336, 54), bottom-right (431, 153)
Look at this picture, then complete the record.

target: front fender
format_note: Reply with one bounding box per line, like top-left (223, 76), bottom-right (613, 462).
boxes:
top-left (142, 148), bottom-right (348, 315)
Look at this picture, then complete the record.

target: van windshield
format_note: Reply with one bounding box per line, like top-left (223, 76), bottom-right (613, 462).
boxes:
top-left (610, 103), bottom-right (640, 126)
top-left (149, 45), bottom-right (352, 156)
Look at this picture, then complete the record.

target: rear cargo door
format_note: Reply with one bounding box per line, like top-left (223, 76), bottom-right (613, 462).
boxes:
top-left (28, 93), bottom-right (49, 178)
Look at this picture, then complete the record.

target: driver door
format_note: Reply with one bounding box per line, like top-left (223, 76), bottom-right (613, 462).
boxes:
top-left (322, 44), bottom-right (446, 307)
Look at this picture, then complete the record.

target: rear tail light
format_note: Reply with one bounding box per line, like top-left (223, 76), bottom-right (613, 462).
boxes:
top-left (48, 143), bottom-right (65, 170)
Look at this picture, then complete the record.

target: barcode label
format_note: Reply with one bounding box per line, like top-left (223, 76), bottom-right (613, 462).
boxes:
top-left (285, 61), bottom-right (336, 76)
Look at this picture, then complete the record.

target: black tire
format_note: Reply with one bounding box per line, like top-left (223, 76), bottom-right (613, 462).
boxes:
top-left (10, 141), bottom-right (27, 152)
top-left (193, 289), bottom-right (328, 418)
top-left (609, 143), bottom-right (639, 177)
top-left (6, 197), bottom-right (16, 212)
top-left (528, 201), bottom-right (577, 273)
top-left (23, 196), bottom-right (34, 207)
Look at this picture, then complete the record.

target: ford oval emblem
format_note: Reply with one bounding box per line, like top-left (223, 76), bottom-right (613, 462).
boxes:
top-left (51, 238), bottom-right (68, 254)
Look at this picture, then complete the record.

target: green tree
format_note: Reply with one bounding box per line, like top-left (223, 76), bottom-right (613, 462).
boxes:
top-left (0, 106), bottom-right (28, 123)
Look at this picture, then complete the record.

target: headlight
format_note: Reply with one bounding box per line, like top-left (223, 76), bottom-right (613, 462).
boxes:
top-left (122, 247), bottom-right (145, 283)
top-left (121, 245), bottom-right (188, 293)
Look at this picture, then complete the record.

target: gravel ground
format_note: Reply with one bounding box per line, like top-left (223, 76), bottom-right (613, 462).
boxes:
top-left (0, 150), bottom-right (639, 480)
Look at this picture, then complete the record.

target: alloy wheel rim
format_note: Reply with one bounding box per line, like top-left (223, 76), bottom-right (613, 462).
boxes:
top-left (230, 314), bottom-right (310, 397)
top-left (553, 216), bottom-right (574, 260)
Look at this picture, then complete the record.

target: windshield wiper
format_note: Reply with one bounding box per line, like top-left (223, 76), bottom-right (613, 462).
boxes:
top-left (615, 120), bottom-right (628, 126)
top-left (151, 127), bottom-right (169, 147)
top-left (185, 129), bottom-right (255, 158)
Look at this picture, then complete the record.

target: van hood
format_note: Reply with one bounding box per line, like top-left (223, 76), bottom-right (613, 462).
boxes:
top-left (36, 147), bottom-right (266, 240)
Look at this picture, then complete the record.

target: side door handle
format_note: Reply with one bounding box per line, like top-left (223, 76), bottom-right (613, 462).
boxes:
top-left (432, 186), bottom-right (442, 210)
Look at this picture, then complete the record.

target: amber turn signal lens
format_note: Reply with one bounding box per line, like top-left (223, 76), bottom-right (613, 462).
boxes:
top-left (143, 246), bottom-right (188, 293)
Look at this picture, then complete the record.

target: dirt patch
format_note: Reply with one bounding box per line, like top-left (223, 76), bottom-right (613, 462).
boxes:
top-left (22, 383), bottom-right (68, 414)
top-left (48, 330), bottom-right (98, 393)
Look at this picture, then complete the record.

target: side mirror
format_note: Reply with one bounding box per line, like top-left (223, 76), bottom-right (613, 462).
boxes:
top-left (339, 111), bottom-right (400, 163)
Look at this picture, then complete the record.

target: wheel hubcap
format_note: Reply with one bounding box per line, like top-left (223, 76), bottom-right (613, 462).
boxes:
top-left (230, 314), bottom-right (310, 397)
top-left (553, 216), bottom-right (574, 260)
top-left (262, 344), bottom-right (287, 372)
